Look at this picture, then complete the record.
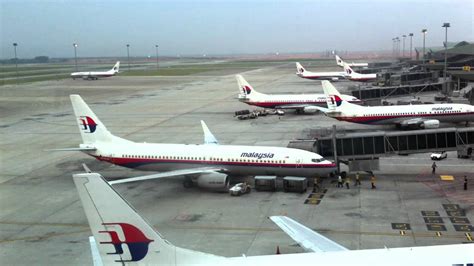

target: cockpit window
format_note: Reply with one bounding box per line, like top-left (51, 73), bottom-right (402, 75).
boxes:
top-left (312, 158), bottom-right (323, 163)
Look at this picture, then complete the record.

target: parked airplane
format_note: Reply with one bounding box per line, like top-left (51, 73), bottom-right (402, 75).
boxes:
top-left (343, 63), bottom-right (377, 82)
top-left (54, 95), bottom-right (335, 189)
top-left (74, 172), bottom-right (474, 265)
top-left (237, 75), bottom-right (361, 114)
top-left (319, 81), bottom-right (474, 129)
top-left (296, 62), bottom-right (347, 81)
top-left (335, 55), bottom-right (368, 68)
top-left (71, 61), bottom-right (120, 80)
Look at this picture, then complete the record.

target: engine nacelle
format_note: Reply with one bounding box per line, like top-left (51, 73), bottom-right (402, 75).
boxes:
top-left (420, 119), bottom-right (440, 129)
top-left (196, 172), bottom-right (229, 190)
top-left (331, 77), bottom-right (339, 81)
top-left (303, 106), bottom-right (319, 113)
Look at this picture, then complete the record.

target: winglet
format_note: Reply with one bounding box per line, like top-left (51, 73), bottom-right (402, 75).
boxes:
top-left (201, 120), bottom-right (219, 145)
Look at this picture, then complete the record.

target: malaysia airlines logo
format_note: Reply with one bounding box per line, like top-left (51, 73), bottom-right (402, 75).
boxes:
top-left (330, 95), bottom-right (343, 107)
top-left (299, 68), bottom-right (305, 73)
top-left (345, 68), bottom-right (352, 75)
top-left (244, 85), bottom-right (252, 94)
top-left (79, 116), bottom-right (97, 133)
top-left (99, 223), bottom-right (154, 262)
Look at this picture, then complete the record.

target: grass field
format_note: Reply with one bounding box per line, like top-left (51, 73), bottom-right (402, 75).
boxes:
top-left (0, 58), bottom-right (335, 85)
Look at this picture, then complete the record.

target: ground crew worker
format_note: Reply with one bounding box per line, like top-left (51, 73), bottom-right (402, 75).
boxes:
top-left (345, 176), bottom-right (350, 189)
top-left (464, 176), bottom-right (468, 190)
top-left (371, 174), bottom-right (376, 189)
top-left (432, 162), bottom-right (437, 174)
top-left (337, 174), bottom-right (343, 188)
top-left (355, 172), bottom-right (361, 186)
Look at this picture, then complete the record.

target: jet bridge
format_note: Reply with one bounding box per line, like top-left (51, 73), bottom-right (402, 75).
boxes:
top-left (288, 126), bottom-right (474, 172)
top-left (350, 82), bottom-right (443, 100)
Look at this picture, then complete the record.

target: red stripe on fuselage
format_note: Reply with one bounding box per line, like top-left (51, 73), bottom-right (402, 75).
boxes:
top-left (93, 156), bottom-right (336, 168)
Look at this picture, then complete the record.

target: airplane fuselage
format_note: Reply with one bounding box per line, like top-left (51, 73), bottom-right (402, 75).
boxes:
top-left (332, 103), bottom-right (474, 125)
top-left (297, 71), bottom-right (346, 81)
top-left (240, 94), bottom-right (361, 109)
top-left (87, 142), bottom-right (336, 177)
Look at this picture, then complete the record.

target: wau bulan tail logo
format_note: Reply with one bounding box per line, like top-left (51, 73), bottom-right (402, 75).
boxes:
top-left (330, 95), bottom-right (343, 107)
top-left (99, 223), bottom-right (154, 262)
top-left (79, 116), bottom-right (97, 133)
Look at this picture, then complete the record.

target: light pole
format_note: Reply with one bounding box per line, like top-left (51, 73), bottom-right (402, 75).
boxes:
top-left (442, 22), bottom-right (450, 93)
top-left (73, 43), bottom-right (78, 71)
top-left (409, 33), bottom-right (414, 59)
top-left (126, 44), bottom-right (130, 71)
top-left (421, 29), bottom-right (427, 64)
top-left (13, 43), bottom-right (18, 80)
top-left (392, 38), bottom-right (396, 58)
top-left (402, 35), bottom-right (406, 58)
top-left (397, 37), bottom-right (400, 57)
top-left (155, 44), bottom-right (159, 70)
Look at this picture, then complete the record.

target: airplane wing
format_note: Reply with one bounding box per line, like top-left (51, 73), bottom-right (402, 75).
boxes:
top-left (270, 216), bottom-right (348, 252)
top-left (201, 120), bottom-right (219, 145)
top-left (108, 167), bottom-right (227, 185)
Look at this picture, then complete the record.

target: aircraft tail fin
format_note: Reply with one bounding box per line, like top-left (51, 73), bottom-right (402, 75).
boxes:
top-left (296, 62), bottom-right (306, 75)
top-left (236, 75), bottom-right (263, 98)
top-left (343, 63), bottom-right (356, 76)
top-left (73, 172), bottom-right (224, 265)
top-left (321, 81), bottom-right (354, 111)
top-left (111, 61), bottom-right (120, 73)
top-left (335, 55), bottom-right (344, 67)
top-left (70, 95), bottom-right (115, 144)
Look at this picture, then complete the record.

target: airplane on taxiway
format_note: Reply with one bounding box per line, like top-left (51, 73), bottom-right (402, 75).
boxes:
top-left (71, 61), bottom-right (120, 80)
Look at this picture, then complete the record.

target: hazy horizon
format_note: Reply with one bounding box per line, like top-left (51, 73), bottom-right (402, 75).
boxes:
top-left (1, 0), bottom-right (472, 59)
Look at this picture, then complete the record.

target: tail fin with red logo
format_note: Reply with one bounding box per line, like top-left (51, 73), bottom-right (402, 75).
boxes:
top-left (296, 62), bottom-right (306, 75)
top-left (236, 75), bottom-right (265, 98)
top-left (74, 172), bottom-right (224, 265)
top-left (321, 81), bottom-right (360, 112)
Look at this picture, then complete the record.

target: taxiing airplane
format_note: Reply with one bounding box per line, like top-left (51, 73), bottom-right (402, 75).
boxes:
top-left (335, 55), bottom-right (368, 68)
top-left (74, 172), bottom-right (474, 265)
top-left (319, 81), bottom-right (474, 129)
top-left (237, 75), bottom-right (361, 114)
top-left (54, 95), bottom-right (335, 190)
top-left (296, 62), bottom-right (347, 81)
top-left (342, 63), bottom-right (377, 82)
top-left (71, 61), bottom-right (120, 80)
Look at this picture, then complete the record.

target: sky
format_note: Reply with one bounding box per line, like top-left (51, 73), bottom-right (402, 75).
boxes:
top-left (1, 0), bottom-right (472, 58)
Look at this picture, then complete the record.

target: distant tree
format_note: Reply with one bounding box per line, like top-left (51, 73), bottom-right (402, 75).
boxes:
top-left (34, 56), bottom-right (49, 63)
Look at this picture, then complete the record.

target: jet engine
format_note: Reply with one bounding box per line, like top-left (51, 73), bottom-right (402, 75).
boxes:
top-left (196, 172), bottom-right (230, 190)
top-left (302, 106), bottom-right (319, 113)
top-left (419, 119), bottom-right (440, 129)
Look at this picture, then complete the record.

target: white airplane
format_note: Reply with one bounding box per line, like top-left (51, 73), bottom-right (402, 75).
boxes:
top-left (335, 55), bottom-right (368, 68)
top-left (71, 61), bottom-right (120, 80)
top-left (342, 63), bottom-right (377, 82)
top-left (237, 75), bottom-right (361, 114)
top-left (54, 95), bottom-right (335, 189)
top-left (296, 62), bottom-right (347, 81)
top-left (319, 81), bottom-right (474, 129)
top-left (74, 172), bottom-right (474, 265)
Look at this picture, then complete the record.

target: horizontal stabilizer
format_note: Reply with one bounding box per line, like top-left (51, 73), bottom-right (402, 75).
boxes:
top-left (46, 147), bottom-right (96, 152)
top-left (109, 167), bottom-right (227, 185)
top-left (270, 216), bottom-right (348, 252)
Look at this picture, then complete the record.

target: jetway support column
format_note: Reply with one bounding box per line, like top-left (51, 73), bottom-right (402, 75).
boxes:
top-left (332, 125), bottom-right (340, 174)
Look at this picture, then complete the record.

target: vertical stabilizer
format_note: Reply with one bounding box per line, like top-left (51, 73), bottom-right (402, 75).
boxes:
top-left (111, 61), bottom-right (120, 73)
top-left (74, 173), bottom-right (224, 265)
top-left (70, 95), bottom-right (114, 144)
top-left (335, 55), bottom-right (344, 67)
top-left (236, 75), bottom-right (263, 98)
top-left (296, 62), bottom-right (306, 75)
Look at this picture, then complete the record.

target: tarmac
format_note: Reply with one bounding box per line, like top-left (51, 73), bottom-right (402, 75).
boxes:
top-left (1, 60), bottom-right (473, 264)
